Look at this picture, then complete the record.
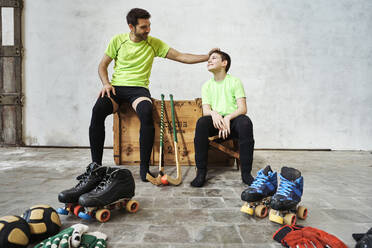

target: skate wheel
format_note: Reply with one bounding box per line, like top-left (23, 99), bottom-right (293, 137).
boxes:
top-left (126, 200), bottom-right (139, 213)
top-left (284, 213), bottom-right (296, 225)
top-left (78, 212), bottom-right (92, 220)
top-left (297, 206), bottom-right (308, 220)
top-left (57, 207), bottom-right (69, 215)
top-left (255, 205), bottom-right (268, 218)
top-left (161, 175), bottom-right (169, 185)
top-left (240, 202), bottom-right (254, 215)
top-left (73, 205), bottom-right (83, 217)
top-left (96, 209), bottom-right (111, 222)
top-left (269, 209), bottom-right (283, 224)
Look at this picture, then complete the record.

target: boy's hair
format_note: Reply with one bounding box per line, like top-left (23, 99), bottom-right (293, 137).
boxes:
top-left (209, 50), bottom-right (231, 72)
top-left (126, 8), bottom-right (151, 26)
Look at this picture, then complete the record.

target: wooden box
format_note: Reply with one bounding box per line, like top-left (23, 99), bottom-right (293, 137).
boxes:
top-left (113, 98), bottom-right (235, 167)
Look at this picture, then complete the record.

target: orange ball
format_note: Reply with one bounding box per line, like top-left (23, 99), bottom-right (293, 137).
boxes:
top-left (161, 175), bottom-right (169, 185)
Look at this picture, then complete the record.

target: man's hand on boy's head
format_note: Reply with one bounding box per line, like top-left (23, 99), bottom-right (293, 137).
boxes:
top-left (208, 48), bottom-right (220, 56)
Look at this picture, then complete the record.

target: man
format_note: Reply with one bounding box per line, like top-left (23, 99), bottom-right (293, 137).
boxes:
top-left (191, 50), bottom-right (255, 187)
top-left (90, 8), bottom-right (215, 182)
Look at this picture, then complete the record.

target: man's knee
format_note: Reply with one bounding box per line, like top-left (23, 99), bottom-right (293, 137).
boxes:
top-left (92, 97), bottom-right (113, 117)
top-left (136, 100), bottom-right (154, 126)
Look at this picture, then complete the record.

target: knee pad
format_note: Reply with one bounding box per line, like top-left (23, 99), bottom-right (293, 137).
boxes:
top-left (136, 100), bottom-right (154, 126)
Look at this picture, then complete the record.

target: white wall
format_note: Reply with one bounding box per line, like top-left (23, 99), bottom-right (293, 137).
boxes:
top-left (23, 0), bottom-right (372, 150)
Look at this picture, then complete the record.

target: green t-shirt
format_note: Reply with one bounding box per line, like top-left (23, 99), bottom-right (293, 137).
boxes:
top-left (105, 33), bottom-right (170, 88)
top-left (201, 74), bottom-right (246, 116)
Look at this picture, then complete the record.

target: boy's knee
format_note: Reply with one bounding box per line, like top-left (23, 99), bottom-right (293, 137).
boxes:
top-left (196, 116), bottom-right (212, 129)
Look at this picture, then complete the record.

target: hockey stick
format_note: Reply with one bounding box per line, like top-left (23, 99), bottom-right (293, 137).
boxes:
top-left (146, 94), bottom-right (165, 185)
top-left (161, 94), bottom-right (182, 185)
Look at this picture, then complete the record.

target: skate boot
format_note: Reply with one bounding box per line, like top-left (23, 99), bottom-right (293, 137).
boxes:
top-left (269, 166), bottom-right (308, 225)
top-left (77, 168), bottom-right (139, 222)
top-left (240, 165), bottom-right (277, 218)
top-left (57, 162), bottom-right (107, 215)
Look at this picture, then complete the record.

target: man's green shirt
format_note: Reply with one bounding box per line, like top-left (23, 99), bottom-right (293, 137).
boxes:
top-left (105, 33), bottom-right (170, 88)
top-left (201, 74), bottom-right (246, 116)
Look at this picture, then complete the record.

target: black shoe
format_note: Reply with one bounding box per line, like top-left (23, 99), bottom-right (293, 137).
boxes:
top-left (58, 162), bottom-right (106, 203)
top-left (190, 169), bottom-right (206, 187)
top-left (78, 168), bottom-right (135, 207)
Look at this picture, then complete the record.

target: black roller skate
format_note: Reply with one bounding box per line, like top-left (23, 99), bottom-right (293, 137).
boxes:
top-left (77, 168), bottom-right (139, 222)
top-left (240, 165), bottom-right (277, 218)
top-left (269, 166), bottom-right (308, 225)
top-left (57, 162), bottom-right (107, 216)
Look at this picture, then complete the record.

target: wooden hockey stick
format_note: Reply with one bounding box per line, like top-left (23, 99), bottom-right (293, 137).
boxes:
top-left (146, 94), bottom-right (165, 185)
top-left (161, 94), bottom-right (182, 185)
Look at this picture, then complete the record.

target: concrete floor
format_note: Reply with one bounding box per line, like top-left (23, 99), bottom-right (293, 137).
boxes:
top-left (0, 147), bottom-right (371, 247)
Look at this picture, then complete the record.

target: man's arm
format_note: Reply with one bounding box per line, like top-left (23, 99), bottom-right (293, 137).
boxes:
top-left (166, 48), bottom-right (218, 64)
top-left (98, 54), bottom-right (115, 97)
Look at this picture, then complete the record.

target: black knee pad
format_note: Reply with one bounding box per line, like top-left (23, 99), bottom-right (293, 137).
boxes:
top-left (136, 100), bottom-right (154, 126)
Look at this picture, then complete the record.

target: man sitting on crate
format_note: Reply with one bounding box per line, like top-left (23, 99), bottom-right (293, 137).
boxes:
top-left (91, 8), bottom-right (217, 182)
top-left (191, 50), bottom-right (255, 187)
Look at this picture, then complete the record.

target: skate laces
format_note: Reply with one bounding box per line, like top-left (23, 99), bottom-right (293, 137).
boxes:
top-left (250, 172), bottom-right (268, 189)
top-left (75, 171), bottom-right (91, 188)
top-left (94, 169), bottom-right (119, 192)
top-left (276, 175), bottom-right (296, 197)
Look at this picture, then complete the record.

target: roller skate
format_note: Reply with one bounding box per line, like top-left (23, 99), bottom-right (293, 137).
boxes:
top-left (240, 165), bottom-right (277, 218)
top-left (57, 162), bottom-right (107, 217)
top-left (268, 166), bottom-right (308, 225)
top-left (77, 168), bottom-right (139, 222)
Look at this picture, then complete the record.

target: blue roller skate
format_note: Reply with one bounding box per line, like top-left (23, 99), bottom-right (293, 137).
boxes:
top-left (240, 165), bottom-right (277, 218)
top-left (269, 166), bottom-right (308, 225)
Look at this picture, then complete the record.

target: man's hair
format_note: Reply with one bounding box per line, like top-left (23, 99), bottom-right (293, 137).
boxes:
top-left (126, 8), bottom-right (151, 26)
top-left (210, 50), bottom-right (231, 72)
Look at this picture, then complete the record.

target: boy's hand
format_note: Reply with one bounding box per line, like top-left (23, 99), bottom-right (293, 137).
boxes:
top-left (219, 115), bottom-right (231, 139)
top-left (211, 111), bottom-right (225, 130)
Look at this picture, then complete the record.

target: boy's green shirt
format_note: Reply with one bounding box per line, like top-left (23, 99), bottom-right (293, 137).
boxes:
top-left (202, 74), bottom-right (246, 116)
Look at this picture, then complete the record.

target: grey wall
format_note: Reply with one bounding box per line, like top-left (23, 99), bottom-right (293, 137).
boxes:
top-left (23, 0), bottom-right (372, 150)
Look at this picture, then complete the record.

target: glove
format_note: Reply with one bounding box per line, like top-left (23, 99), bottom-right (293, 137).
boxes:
top-left (273, 225), bottom-right (347, 248)
top-left (34, 224), bottom-right (89, 248)
top-left (79, 231), bottom-right (107, 248)
top-left (353, 228), bottom-right (372, 248)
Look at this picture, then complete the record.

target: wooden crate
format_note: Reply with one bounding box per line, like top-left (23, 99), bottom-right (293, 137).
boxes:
top-left (113, 98), bottom-right (235, 167)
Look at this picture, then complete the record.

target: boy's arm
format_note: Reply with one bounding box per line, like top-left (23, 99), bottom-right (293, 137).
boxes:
top-left (202, 104), bottom-right (226, 130)
top-left (224, 97), bottom-right (247, 121)
top-left (220, 97), bottom-right (247, 139)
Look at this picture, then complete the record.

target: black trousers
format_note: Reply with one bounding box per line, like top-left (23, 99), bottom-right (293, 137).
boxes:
top-left (194, 115), bottom-right (254, 174)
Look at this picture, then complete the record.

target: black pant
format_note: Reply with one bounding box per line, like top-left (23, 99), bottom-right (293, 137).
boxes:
top-left (194, 115), bottom-right (254, 174)
top-left (89, 86), bottom-right (154, 166)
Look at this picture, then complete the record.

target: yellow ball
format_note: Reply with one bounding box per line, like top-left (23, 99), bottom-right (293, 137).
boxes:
top-left (0, 215), bottom-right (31, 248)
top-left (22, 205), bottom-right (61, 241)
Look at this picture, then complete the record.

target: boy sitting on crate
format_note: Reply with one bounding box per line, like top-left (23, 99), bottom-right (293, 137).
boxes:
top-left (191, 50), bottom-right (255, 187)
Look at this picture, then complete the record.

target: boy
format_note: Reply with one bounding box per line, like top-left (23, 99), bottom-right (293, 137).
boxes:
top-left (191, 51), bottom-right (255, 187)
